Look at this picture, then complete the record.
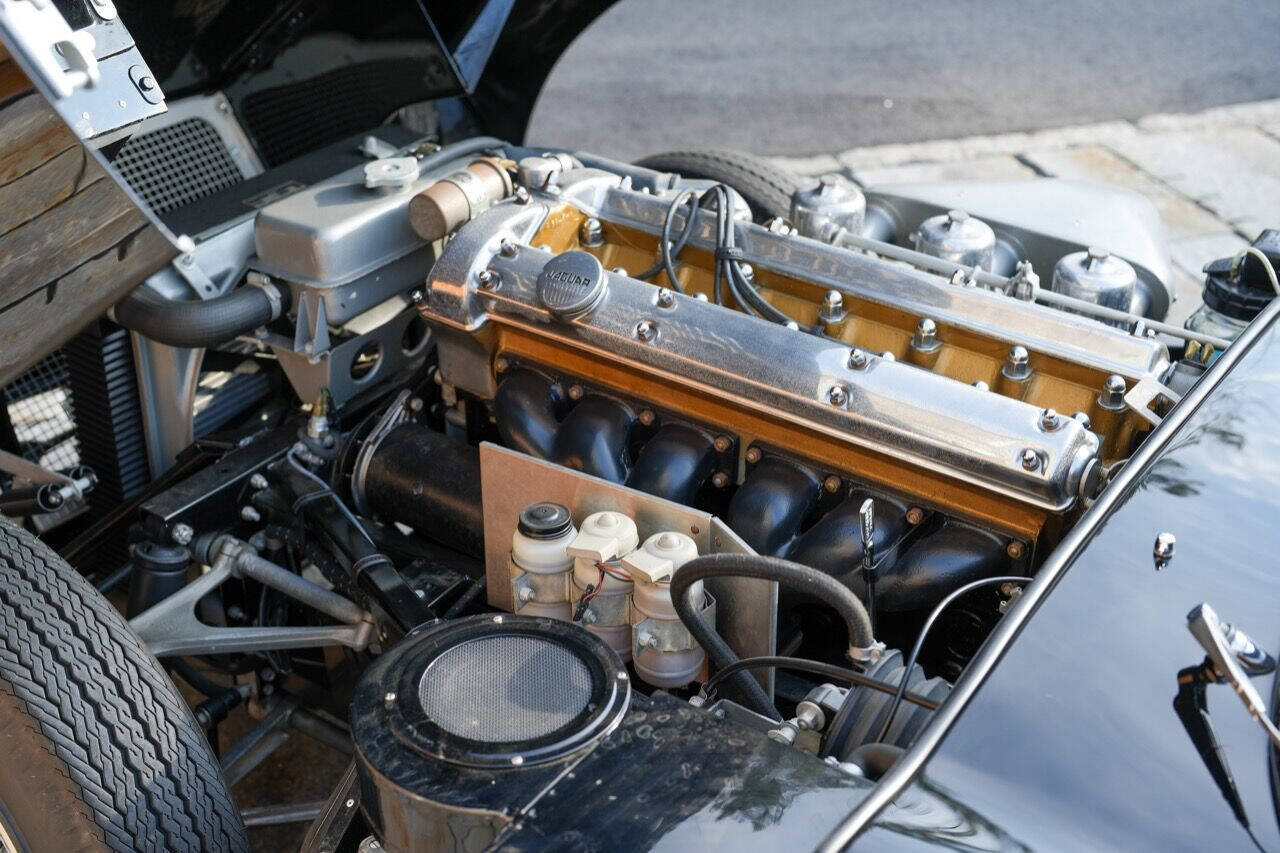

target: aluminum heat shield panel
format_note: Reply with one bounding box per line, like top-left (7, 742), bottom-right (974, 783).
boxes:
top-left (479, 442), bottom-right (776, 691)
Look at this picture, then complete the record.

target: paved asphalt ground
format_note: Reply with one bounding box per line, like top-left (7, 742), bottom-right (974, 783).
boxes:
top-left (527, 0), bottom-right (1280, 160)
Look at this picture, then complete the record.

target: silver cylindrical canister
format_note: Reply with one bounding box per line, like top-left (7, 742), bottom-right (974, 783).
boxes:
top-left (913, 209), bottom-right (996, 271)
top-left (1050, 248), bottom-right (1138, 325)
top-left (790, 173), bottom-right (866, 239)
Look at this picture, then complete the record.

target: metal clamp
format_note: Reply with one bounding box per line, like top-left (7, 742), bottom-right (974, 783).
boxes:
top-left (349, 390), bottom-right (413, 515)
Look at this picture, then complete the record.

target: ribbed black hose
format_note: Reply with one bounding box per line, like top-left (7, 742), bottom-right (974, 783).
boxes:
top-left (114, 284), bottom-right (279, 348)
top-left (671, 553), bottom-right (877, 720)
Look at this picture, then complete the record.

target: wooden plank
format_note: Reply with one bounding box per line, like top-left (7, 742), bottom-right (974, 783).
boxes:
top-left (0, 93), bottom-right (78, 185)
top-left (0, 145), bottom-right (103, 238)
top-left (0, 175), bottom-right (154, 300)
top-left (0, 58), bottom-right (30, 103)
top-left (0, 224), bottom-right (174, 381)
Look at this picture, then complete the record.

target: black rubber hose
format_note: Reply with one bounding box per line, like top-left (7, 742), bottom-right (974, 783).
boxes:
top-left (114, 283), bottom-right (281, 349)
top-left (672, 553), bottom-right (878, 720)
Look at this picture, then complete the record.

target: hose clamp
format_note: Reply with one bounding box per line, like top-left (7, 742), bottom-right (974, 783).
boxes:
top-left (848, 641), bottom-right (886, 664)
top-left (350, 389), bottom-right (413, 516)
top-left (245, 272), bottom-right (284, 320)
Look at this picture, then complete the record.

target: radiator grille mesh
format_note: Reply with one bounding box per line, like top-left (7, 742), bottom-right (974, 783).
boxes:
top-left (3, 352), bottom-right (78, 472)
top-left (417, 635), bottom-right (592, 743)
top-left (114, 117), bottom-right (245, 213)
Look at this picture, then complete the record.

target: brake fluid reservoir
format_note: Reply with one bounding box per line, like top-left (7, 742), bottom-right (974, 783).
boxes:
top-left (510, 502), bottom-right (576, 620)
top-left (622, 531), bottom-right (706, 688)
top-left (567, 511), bottom-right (639, 661)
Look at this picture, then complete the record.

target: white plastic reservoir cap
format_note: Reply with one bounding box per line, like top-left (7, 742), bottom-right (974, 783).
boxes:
top-left (621, 531), bottom-right (699, 584)
top-left (566, 511), bottom-right (640, 562)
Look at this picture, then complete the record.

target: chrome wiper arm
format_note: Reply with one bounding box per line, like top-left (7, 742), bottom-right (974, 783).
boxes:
top-left (1186, 603), bottom-right (1280, 749)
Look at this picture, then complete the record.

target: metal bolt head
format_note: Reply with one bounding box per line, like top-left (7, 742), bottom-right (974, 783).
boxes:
top-left (912, 317), bottom-right (940, 352)
top-left (1153, 532), bottom-right (1176, 566)
top-left (567, 384), bottom-right (585, 401)
top-left (711, 472), bottom-right (730, 488)
top-left (1039, 408), bottom-right (1061, 431)
top-left (1003, 345), bottom-right (1031, 380)
top-left (1020, 448), bottom-right (1041, 471)
top-left (785, 320), bottom-right (800, 330)
top-left (823, 475), bottom-right (842, 494)
top-left (905, 506), bottom-right (925, 525)
top-left (848, 348), bottom-right (869, 370)
top-left (579, 217), bottom-right (604, 247)
top-left (499, 238), bottom-right (518, 258)
top-left (494, 357), bottom-right (509, 374)
top-left (240, 505), bottom-right (261, 522)
top-left (1006, 541), bottom-right (1026, 560)
top-left (972, 380), bottom-right (990, 391)
top-left (637, 408), bottom-right (655, 426)
top-left (411, 289), bottom-right (426, 307)
top-left (765, 217), bottom-right (796, 235)
top-left (828, 384), bottom-right (849, 407)
top-left (513, 186), bottom-right (531, 204)
top-left (819, 289), bottom-right (848, 323)
top-left (739, 263), bottom-right (755, 281)
top-left (745, 446), bottom-right (762, 465)
top-left (713, 435), bottom-right (731, 453)
top-left (1100, 374), bottom-right (1127, 409)
top-left (383, 691), bottom-right (397, 709)
top-left (611, 266), bottom-right (629, 276)
top-left (476, 269), bottom-right (498, 290)
top-left (249, 473), bottom-right (269, 490)
top-left (635, 319), bottom-right (658, 342)
top-left (1073, 411), bottom-right (1092, 429)
top-left (656, 287), bottom-right (676, 308)
top-left (170, 523), bottom-right (194, 545)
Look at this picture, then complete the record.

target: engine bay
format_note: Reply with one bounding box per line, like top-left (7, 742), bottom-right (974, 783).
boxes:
top-left (20, 125), bottom-right (1267, 850)
top-left (70, 126), bottom-right (1249, 850)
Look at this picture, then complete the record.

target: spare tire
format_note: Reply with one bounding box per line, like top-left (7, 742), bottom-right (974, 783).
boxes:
top-left (633, 148), bottom-right (807, 222)
top-left (0, 519), bottom-right (248, 851)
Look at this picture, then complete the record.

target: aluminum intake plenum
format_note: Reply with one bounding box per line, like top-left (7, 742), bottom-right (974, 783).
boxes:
top-left (421, 202), bottom-right (1101, 513)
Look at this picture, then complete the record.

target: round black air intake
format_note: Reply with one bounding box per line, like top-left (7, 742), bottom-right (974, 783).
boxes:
top-left (352, 614), bottom-right (631, 853)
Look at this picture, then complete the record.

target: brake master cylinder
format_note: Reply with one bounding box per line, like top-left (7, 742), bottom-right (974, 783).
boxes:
top-left (510, 502), bottom-right (577, 619)
top-left (622, 531), bottom-right (708, 688)
top-left (567, 511), bottom-right (639, 661)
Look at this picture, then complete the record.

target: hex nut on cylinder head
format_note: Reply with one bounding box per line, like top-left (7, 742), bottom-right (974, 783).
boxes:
top-left (828, 384), bottom-right (849, 407)
top-left (745, 447), bottom-right (762, 464)
top-left (656, 288), bottom-right (675, 308)
top-left (1100, 374), bottom-right (1127, 410)
top-left (848, 348), bottom-right (869, 370)
top-left (635, 319), bottom-right (658, 342)
top-left (1020, 448), bottom-right (1040, 471)
top-left (1003, 346), bottom-right (1031, 380)
top-left (579, 217), bottom-right (604, 247)
top-left (1039, 408), bottom-right (1061, 431)
top-left (912, 318), bottom-right (940, 352)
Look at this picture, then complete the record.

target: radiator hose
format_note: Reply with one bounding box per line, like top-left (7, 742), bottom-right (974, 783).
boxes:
top-left (114, 281), bottom-right (284, 348)
top-left (671, 553), bottom-right (877, 720)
